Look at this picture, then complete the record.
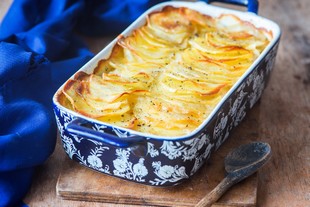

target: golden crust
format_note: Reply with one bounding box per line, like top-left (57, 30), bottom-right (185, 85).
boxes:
top-left (58, 6), bottom-right (271, 137)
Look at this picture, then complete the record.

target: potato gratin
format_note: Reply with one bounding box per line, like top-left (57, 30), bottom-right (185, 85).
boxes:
top-left (58, 6), bottom-right (271, 137)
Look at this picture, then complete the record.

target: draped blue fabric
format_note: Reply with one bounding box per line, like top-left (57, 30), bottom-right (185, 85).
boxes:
top-left (0, 0), bottom-right (165, 206)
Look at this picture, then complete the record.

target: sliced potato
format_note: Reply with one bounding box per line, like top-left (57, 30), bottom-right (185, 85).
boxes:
top-left (58, 6), bottom-right (270, 137)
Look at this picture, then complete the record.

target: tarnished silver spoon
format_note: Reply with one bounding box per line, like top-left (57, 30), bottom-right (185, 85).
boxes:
top-left (196, 142), bottom-right (272, 207)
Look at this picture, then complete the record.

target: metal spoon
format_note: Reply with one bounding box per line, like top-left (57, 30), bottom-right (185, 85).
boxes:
top-left (196, 142), bottom-right (272, 207)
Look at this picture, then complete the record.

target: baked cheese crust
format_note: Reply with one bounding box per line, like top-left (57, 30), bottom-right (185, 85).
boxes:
top-left (58, 6), bottom-right (271, 137)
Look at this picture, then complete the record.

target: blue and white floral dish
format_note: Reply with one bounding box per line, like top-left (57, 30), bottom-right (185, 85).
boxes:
top-left (53, 0), bottom-right (281, 187)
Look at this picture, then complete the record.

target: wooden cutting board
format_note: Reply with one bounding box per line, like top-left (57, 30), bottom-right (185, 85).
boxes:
top-left (56, 135), bottom-right (259, 207)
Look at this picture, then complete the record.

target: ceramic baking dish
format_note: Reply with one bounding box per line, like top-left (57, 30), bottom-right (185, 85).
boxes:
top-left (53, 0), bottom-right (280, 186)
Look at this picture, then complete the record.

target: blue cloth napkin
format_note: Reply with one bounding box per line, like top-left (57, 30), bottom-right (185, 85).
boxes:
top-left (0, 0), bottom-right (164, 206)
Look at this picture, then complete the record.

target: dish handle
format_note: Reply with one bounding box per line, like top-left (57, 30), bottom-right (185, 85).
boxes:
top-left (65, 118), bottom-right (148, 156)
top-left (202, 0), bottom-right (259, 14)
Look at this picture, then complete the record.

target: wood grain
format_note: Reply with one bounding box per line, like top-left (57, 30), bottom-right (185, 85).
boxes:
top-left (0, 0), bottom-right (309, 206)
top-left (255, 0), bottom-right (310, 206)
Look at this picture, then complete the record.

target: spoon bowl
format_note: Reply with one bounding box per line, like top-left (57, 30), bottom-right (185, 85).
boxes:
top-left (225, 142), bottom-right (271, 182)
top-left (196, 142), bottom-right (272, 207)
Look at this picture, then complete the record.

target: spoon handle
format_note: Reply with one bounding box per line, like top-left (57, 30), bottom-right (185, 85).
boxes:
top-left (195, 176), bottom-right (234, 207)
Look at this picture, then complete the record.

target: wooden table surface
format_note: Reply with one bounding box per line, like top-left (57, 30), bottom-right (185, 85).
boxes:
top-left (1, 0), bottom-right (309, 206)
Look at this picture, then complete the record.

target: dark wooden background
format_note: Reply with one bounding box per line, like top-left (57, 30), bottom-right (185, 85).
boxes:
top-left (0, 0), bottom-right (309, 206)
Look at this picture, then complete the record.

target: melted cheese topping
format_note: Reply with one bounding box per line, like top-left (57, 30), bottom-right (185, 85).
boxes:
top-left (58, 6), bottom-right (271, 137)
